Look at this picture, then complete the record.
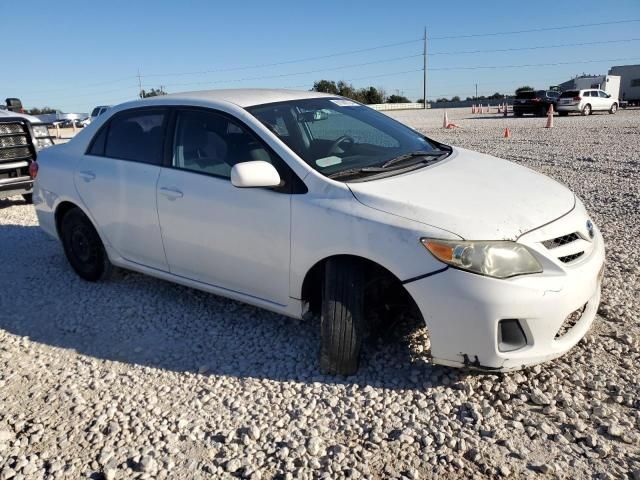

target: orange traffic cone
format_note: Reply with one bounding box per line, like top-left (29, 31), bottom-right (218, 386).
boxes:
top-left (446, 123), bottom-right (460, 129)
top-left (443, 110), bottom-right (449, 128)
top-left (544, 104), bottom-right (554, 128)
top-left (503, 127), bottom-right (511, 138)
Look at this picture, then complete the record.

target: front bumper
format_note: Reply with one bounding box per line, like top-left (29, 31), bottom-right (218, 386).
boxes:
top-left (405, 212), bottom-right (605, 371)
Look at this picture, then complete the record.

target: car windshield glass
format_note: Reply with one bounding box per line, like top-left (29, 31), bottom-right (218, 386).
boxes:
top-left (560, 90), bottom-right (580, 98)
top-left (247, 97), bottom-right (445, 178)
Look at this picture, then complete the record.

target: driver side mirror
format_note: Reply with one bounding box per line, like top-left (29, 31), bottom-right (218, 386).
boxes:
top-left (231, 161), bottom-right (281, 188)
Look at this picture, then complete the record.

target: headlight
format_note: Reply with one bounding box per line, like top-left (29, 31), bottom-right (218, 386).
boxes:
top-left (32, 125), bottom-right (50, 138)
top-left (421, 239), bottom-right (543, 279)
top-left (35, 137), bottom-right (53, 149)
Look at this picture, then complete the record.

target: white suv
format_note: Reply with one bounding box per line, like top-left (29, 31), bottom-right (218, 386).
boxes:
top-left (557, 89), bottom-right (618, 116)
top-left (32, 89), bottom-right (605, 375)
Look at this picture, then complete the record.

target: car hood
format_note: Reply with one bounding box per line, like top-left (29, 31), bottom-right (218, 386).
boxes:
top-left (347, 147), bottom-right (575, 240)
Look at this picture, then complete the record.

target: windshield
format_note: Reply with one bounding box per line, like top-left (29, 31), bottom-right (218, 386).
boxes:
top-left (247, 98), bottom-right (446, 179)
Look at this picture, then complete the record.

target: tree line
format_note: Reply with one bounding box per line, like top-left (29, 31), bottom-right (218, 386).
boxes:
top-left (311, 80), bottom-right (412, 104)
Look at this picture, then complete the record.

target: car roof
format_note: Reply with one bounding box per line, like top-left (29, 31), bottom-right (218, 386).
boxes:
top-left (162, 88), bottom-right (336, 108)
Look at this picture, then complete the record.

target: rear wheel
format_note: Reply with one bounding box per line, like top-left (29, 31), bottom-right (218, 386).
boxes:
top-left (609, 103), bottom-right (618, 114)
top-left (60, 208), bottom-right (113, 281)
top-left (22, 193), bottom-right (33, 204)
top-left (320, 257), bottom-right (365, 376)
top-left (582, 104), bottom-right (592, 116)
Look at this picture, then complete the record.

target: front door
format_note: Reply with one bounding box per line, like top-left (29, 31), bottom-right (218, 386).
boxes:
top-left (156, 108), bottom-right (291, 305)
top-left (74, 108), bottom-right (169, 271)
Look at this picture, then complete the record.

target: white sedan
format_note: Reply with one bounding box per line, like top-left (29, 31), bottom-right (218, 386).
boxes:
top-left (33, 89), bottom-right (605, 374)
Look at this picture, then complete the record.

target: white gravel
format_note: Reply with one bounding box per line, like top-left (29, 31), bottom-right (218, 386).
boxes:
top-left (1, 107), bottom-right (639, 479)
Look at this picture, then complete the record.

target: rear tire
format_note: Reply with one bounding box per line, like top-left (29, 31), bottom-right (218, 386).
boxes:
top-left (60, 208), bottom-right (113, 282)
top-left (320, 258), bottom-right (365, 376)
top-left (22, 193), bottom-right (33, 204)
top-left (582, 104), bottom-right (592, 116)
top-left (609, 103), bottom-right (618, 114)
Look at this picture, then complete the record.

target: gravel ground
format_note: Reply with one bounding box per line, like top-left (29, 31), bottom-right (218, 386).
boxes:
top-left (1, 107), bottom-right (639, 479)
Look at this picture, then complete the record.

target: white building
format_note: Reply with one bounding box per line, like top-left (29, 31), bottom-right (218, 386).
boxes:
top-left (608, 64), bottom-right (640, 104)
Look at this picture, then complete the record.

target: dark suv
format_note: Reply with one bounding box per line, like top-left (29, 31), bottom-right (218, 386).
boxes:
top-left (513, 90), bottom-right (560, 117)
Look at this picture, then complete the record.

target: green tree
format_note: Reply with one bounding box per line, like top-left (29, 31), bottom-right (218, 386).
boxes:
top-left (387, 94), bottom-right (411, 103)
top-left (27, 107), bottom-right (57, 115)
top-left (451, 96), bottom-right (461, 102)
top-left (515, 86), bottom-right (534, 95)
top-left (139, 87), bottom-right (167, 98)
top-left (311, 80), bottom-right (339, 94)
top-left (360, 86), bottom-right (384, 104)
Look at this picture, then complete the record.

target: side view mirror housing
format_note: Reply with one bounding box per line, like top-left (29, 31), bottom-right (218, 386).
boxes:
top-left (231, 161), bottom-right (281, 188)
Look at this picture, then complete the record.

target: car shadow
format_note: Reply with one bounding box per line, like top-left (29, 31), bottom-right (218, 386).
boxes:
top-left (0, 197), bottom-right (30, 209)
top-left (0, 223), bottom-right (473, 390)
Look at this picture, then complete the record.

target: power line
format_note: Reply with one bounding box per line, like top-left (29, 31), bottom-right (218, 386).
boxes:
top-left (160, 54), bottom-right (423, 89)
top-left (430, 56), bottom-right (640, 71)
top-left (430, 37), bottom-right (640, 56)
top-left (144, 38), bottom-right (423, 77)
top-left (143, 19), bottom-right (640, 78)
top-left (430, 19), bottom-right (640, 40)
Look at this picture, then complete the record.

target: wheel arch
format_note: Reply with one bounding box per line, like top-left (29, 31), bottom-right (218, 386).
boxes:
top-left (299, 253), bottom-right (424, 325)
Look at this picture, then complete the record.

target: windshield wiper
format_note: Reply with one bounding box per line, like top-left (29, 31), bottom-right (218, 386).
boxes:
top-left (380, 150), bottom-right (447, 169)
top-left (327, 149), bottom-right (449, 180)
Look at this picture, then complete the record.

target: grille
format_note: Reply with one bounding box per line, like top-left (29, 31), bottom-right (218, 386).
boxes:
top-left (555, 304), bottom-right (586, 338)
top-left (0, 121), bottom-right (34, 165)
top-left (0, 135), bottom-right (27, 148)
top-left (542, 232), bottom-right (579, 249)
top-left (558, 252), bottom-right (584, 263)
top-left (0, 123), bottom-right (24, 135)
top-left (0, 146), bottom-right (30, 161)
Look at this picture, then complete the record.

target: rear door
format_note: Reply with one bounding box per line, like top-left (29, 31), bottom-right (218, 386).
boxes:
top-left (75, 108), bottom-right (169, 271)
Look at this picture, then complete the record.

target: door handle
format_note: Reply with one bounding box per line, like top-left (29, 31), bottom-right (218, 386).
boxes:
top-left (78, 170), bottom-right (96, 182)
top-left (159, 186), bottom-right (184, 200)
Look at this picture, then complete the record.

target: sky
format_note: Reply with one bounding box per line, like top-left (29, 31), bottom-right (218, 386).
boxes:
top-left (2, 0), bottom-right (639, 113)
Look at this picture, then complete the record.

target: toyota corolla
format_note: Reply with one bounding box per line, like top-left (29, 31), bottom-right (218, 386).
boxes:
top-left (33, 89), bottom-right (605, 375)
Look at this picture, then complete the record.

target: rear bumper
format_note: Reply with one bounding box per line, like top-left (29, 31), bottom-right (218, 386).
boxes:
top-left (404, 227), bottom-right (605, 371)
top-left (0, 179), bottom-right (33, 198)
top-left (556, 104), bottom-right (582, 112)
top-left (513, 103), bottom-right (550, 113)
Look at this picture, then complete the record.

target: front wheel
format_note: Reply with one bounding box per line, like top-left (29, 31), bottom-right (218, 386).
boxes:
top-left (320, 258), bottom-right (365, 376)
top-left (60, 208), bottom-right (113, 281)
top-left (582, 104), bottom-right (592, 116)
top-left (22, 193), bottom-right (33, 204)
top-left (609, 103), bottom-right (618, 114)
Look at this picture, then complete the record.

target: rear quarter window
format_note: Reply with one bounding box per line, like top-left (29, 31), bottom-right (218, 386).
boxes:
top-left (560, 90), bottom-right (579, 98)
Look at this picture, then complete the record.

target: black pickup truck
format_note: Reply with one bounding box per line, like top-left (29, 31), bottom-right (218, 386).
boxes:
top-left (1, 100), bottom-right (55, 203)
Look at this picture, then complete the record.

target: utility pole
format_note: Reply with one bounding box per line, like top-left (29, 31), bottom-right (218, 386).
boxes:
top-left (137, 69), bottom-right (143, 98)
top-left (475, 83), bottom-right (478, 102)
top-left (423, 27), bottom-right (428, 109)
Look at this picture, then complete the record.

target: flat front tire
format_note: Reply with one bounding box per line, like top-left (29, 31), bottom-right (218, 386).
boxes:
top-left (22, 193), bottom-right (33, 204)
top-left (320, 258), bottom-right (365, 376)
top-left (60, 208), bottom-right (113, 281)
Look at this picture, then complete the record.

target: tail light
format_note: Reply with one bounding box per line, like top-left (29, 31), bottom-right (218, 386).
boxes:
top-left (29, 160), bottom-right (39, 179)
top-left (573, 96), bottom-right (581, 101)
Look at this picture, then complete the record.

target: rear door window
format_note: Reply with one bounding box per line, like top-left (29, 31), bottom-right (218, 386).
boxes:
top-left (103, 109), bottom-right (167, 165)
top-left (560, 91), bottom-right (579, 98)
